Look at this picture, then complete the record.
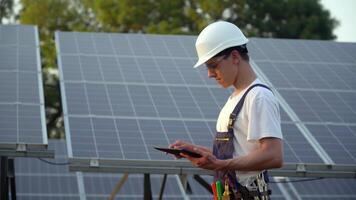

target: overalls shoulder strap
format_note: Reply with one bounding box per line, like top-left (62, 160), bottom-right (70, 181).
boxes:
top-left (228, 84), bottom-right (271, 130)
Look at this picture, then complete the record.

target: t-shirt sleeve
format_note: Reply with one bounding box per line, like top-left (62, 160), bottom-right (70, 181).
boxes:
top-left (247, 93), bottom-right (283, 141)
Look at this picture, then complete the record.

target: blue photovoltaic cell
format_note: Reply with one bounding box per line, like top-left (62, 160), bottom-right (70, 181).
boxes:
top-left (57, 32), bottom-right (326, 167)
top-left (15, 140), bottom-right (80, 200)
top-left (0, 25), bottom-right (47, 147)
top-left (55, 31), bottom-right (356, 199)
top-left (281, 123), bottom-right (323, 163)
top-left (292, 178), bottom-right (356, 199)
top-left (249, 38), bottom-right (356, 165)
top-left (306, 124), bottom-right (356, 164)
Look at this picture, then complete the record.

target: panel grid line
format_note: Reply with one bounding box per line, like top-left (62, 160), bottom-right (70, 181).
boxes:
top-left (277, 87), bottom-right (356, 93)
top-left (326, 64), bottom-right (352, 90)
top-left (162, 36), bottom-right (208, 143)
top-left (250, 38), bottom-right (354, 164)
top-left (334, 92), bottom-right (356, 120)
top-left (325, 125), bottom-right (356, 162)
top-left (16, 26), bottom-right (20, 143)
top-left (124, 34), bottom-right (153, 159)
top-left (175, 36), bottom-right (219, 138)
top-left (313, 91), bottom-right (344, 122)
top-left (93, 33), bottom-right (125, 159)
top-left (74, 32), bottom-right (99, 158)
top-left (141, 35), bottom-right (186, 146)
top-left (176, 36), bottom-right (223, 137)
top-left (60, 80), bottom-right (221, 89)
top-left (59, 52), bottom-right (195, 60)
top-left (251, 59), bottom-right (334, 164)
top-left (61, 114), bottom-right (217, 122)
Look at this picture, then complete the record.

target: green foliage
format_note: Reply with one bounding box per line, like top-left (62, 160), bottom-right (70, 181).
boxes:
top-left (0, 0), bottom-right (14, 23)
top-left (17, 0), bottom-right (338, 138)
top-left (20, 0), bottom-right (96, 68)
top-left (244, 0), bottom-right (337, 39)
top-left (83, 0), bottom-right (191, 34)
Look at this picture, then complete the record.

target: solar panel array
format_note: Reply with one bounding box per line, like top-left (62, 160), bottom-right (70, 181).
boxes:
top-left (14, 140), bottom-right (356, 199)
top-left (56, 32), bottom-right (224, 160)
top-left (249, 38), bottom-right (356, 165)
top-left (14, 140), bottom-right (290, 199)
top-left (0, 25), bottom-right (47, 153)
top-left (56, 32), bottom-right (332, 169)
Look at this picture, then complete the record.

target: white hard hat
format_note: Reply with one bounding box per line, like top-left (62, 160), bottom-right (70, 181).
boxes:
top-left (193, 21), bottom-right (249, 68)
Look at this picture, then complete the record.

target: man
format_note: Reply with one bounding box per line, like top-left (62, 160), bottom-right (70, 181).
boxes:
top-left (169, 21), bottom-right (283, 199)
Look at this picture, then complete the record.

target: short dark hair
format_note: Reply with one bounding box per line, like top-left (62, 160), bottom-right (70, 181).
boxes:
top-left (213, 45), bottom-right (249, 61)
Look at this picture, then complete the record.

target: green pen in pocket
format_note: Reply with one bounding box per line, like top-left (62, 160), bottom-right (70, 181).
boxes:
top-left (216, 180), bottom-right (222, 200)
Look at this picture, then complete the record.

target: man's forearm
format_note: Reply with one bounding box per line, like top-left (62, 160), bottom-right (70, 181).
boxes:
top-left (218, 138), bottom-right (283, 171)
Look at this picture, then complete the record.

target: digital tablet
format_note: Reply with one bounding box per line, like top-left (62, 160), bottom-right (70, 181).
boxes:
top-left (154, 146), bottom-right (202, 158)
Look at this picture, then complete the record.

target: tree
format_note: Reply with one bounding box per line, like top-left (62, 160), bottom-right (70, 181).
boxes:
top-left (82, 0), bottom-right (192, 34)
top-left (0, 0), bottom-right (14, 23)
top-left (83, 0), bottom-right (337, 39)
top-left (18, 0), bottom-right (338, 138)
top-left (243, 0), bottom-right (337, 39)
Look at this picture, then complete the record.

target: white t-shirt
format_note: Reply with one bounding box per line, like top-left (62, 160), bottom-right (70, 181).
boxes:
top-left (216, 79), bottom-right (283, 186)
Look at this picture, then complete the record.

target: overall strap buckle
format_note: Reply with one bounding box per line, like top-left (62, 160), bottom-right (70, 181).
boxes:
top-left (228, 113), bottom-right (237, 130)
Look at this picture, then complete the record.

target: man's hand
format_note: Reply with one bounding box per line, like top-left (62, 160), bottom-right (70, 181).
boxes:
top-left (180, 147), bottom-right (228, 170)
top-left (169, 140), bottom-right (226, 170)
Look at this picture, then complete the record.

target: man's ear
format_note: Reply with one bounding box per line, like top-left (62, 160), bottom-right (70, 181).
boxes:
top-left (231, 50), bottom-right (240, 65)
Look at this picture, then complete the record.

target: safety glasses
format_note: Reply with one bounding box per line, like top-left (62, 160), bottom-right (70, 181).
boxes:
top-left (205, 54), bottom-right (230, 70)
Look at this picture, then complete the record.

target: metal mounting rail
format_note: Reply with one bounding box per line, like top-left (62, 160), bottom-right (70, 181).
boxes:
top-left (68, 158), bottom-right (356, 178)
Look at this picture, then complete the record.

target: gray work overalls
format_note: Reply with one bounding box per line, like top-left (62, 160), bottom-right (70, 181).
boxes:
top-left (213, 84), bottom-right (272, 200)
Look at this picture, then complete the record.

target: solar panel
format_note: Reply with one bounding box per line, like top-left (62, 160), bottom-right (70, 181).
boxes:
top-left (56, 31), bottom-right (330, 176)
top-left (56, 32), bottom-right (224, 171)
top-left (0, 25), bottom-right (49, 156)
top-left (249, 38), bottom-right (356, 165)
top-left (21, 140), bottom-right (356, 199)
top-left (15, 140), bottom-right (80, 200)
top-left (292, 178), bottom-right (356, 199)
top-left (14, 140), bottom-right (216, 199)
top-left (15, 139), bottom-right (356, 199)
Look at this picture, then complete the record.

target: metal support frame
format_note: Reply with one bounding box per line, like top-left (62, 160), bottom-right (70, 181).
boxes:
top-left (144, 173), bottom-right (152, 200)
top-left (193, 175), bottom-right (213, 194)
top-left (0, 147), bottom-right (53, 200)
top-left (1, 156), bottom-right (9, 200)
top-left (179, 174), bottom-right (192, 194)
top-left (8, 158), bottom-right (16, 200)
top-left (0, 148), bottom-right (54, 158)
top-left (1, 157), bottom-right (16, 200)
top-left (69, 158), bottom-right (356, 200)
top-left (69, 158), bottom-right (356, 178)
top-left (158, 174), bottom-right (167, 200)
top-left (109, 173), bottom-right (129, 200)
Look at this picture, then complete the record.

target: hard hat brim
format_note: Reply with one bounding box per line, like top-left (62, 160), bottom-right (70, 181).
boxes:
top-left (193, 38), bottom-right (249, 68)
top-left (193, 58), bottom-right (208, 68)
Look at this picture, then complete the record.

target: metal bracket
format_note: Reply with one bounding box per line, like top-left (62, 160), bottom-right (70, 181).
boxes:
top-left (16, 144), bottom-right (26, 152)
top-left (89, 159), bottom-right (99, 167)
top-left (296, 164), bottom-right (306, 172)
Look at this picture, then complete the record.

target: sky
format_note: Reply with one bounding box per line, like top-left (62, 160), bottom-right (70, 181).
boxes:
top-left (320, 0), bottom-right (356, 42)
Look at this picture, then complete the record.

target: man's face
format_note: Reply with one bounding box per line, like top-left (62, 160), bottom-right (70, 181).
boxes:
top-left (205, 53), bottom-right (238, 88)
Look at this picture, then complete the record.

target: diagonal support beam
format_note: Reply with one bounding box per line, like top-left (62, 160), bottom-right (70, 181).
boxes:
top-left (158, 174), bottom-right (167, 200)
top-left (193, 175), bottom-right (213, 194)
top-left (109, 173), bottom-right (129, 200)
